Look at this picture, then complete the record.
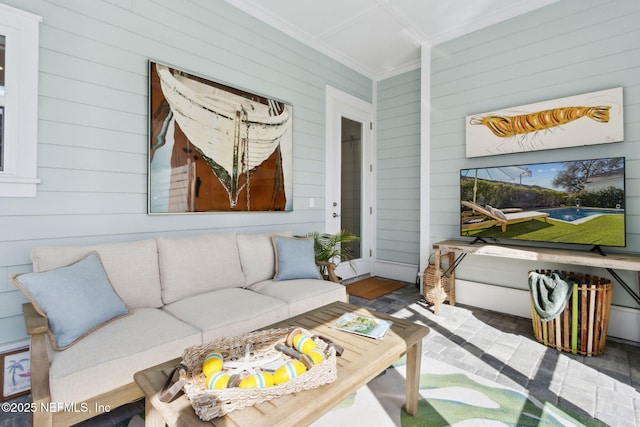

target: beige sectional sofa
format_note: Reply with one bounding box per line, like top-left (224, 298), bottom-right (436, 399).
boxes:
top-left (16, 231), bottom-right (346, 427)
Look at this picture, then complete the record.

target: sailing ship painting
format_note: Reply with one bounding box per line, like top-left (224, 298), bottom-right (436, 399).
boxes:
top-left (148, 61), bottom-right (293, 213)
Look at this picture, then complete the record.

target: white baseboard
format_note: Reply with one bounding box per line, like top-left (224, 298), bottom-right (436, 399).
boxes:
top-left (455, 279), bottom-right (639, 343)
top-left (0, 339), bottom-right (29, 355)
top-left (456, 280), bottom-right (532, 317)
top-left (608, 305), bottom-right (640, 343)
top-left (373, 260), bottom-right (419, 285)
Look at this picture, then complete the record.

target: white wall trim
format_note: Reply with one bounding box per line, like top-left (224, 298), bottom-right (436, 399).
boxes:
top-left (419, 44), bottom-right (431, 288)
top-left (0, 339), bottom-right (29, 355)
top-left (224, 0), bottom-right (376, 79)
top-left (325, 85), bottom-right (374, 279)
top-left (607, 305), bottom-right (640, 344)
top-left (456, 279), bottom-right (640, 343)
top-left (374, 260), bottom-right (419, 285)
top-left (0, 3), bottom-right (42, 197)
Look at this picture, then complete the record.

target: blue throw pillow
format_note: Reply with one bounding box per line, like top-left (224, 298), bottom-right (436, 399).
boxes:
top-left (272, 237), bottom-right (322, 281)
top-left (11, 252), bottom-right (129, 350)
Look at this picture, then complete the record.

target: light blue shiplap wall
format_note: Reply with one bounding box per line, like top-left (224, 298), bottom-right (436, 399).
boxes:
top-left (430, 0), bottom-right (640, 309)
top-left (0, 0), bottom-right (371, 349)
top-left (376, 69), bottom-right (421, 265)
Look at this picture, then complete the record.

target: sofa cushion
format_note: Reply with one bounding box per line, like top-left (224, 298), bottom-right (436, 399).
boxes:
top-left (491, 207), bottom-right (508, 220)
top-left (272, 236), bottom-right (322, 281)
top-left (157, 232), bottom-right (245, 304)
top-left (237, 231), bottom-right (292, 285)
top-left (12, 252), bottom-right (130, 350)
top-left (48, 308), bottom-right (201, 405)
top-left (30, 239), bottom-right (163, 309)
top-left (163, 288), bottom-right (289, 343)
top-left (248, 279), bottom-right (347, 317)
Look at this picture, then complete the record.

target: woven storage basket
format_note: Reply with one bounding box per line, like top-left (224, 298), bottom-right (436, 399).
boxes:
top-left (423, 254), bottom-right (448, 304)
top-left (530, 271), bottom-right (612, 357)
top-left (180, 327), bottom-right (337, 421)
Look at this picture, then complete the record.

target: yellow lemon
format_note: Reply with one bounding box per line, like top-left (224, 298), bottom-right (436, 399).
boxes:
top-left (308, 349), bottom-right (325, 365)
top-left (202, 351), bottom-right (224, 377)
top-left (239, 372), bottom-right (275, 389)
top-left (273, 361), bottom-right (307, 385)
top-left (292, 334), bottom-right (316, 354)
top-left (206, 371), bottom-right (229, 390)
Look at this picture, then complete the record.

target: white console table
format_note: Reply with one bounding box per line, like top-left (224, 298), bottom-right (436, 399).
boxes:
top-left (431, 239), bottom-right (640, 314)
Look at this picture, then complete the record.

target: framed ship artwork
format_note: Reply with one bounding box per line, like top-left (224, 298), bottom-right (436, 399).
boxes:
top-left (1, 347), bottom-right (30, 401)
top-left (466, 87), bottom-right (624, 158)
top-left (148, 61), bottom-right (293, 213)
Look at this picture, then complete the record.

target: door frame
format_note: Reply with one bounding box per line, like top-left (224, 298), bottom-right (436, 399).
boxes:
top-left (325, 85), bottom-right (374, 280)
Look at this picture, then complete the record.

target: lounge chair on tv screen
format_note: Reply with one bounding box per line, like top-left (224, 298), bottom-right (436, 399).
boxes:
top-left (461, 200), bottom-right (550, 233)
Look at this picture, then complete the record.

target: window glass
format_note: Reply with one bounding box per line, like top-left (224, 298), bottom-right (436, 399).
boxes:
top-left (0, 34), bottom-right (5, 94)
top-left (340, 117), bottom-right (362, 259)
top-left (0, 34), bottom-right (5, 170)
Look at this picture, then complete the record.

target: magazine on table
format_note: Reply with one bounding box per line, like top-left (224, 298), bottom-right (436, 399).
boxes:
top-left (331, 313), bottom-right (393, 339)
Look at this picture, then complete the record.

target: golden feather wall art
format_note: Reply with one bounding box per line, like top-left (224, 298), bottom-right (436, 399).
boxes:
top-left (465, 87), bottom-right (624, 158)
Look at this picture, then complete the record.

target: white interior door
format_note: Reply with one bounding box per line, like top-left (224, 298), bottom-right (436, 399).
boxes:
top-left (325, 86), bottom-right (373, 280)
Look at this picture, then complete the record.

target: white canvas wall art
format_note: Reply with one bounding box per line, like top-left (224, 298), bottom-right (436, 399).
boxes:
top-left (466, 87), bottom-right (624, 158)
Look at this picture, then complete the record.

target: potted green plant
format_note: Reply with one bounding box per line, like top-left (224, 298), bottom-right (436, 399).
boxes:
top-left (303, 230), bottom-right (359, 282)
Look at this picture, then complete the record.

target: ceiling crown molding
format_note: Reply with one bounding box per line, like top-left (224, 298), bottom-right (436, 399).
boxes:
top-left (224, 0), bottom-right (378, 78)
top-left (223, 0), bottom-right (560, 80)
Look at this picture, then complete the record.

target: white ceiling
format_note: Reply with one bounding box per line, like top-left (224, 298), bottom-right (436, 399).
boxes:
top-left (224, 0), bottom-right (559, 80)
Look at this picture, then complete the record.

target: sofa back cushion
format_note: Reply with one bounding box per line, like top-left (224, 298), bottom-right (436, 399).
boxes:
top-left (236, 231), bottom-right (292, 286)
top-left (31, 239), bottom-right (163, 309)
top-left (157, 232), bottom-right (245, 304)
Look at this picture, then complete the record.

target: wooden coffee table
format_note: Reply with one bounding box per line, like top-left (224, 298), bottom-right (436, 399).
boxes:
top-left (134, 301), bottom-right (429, 426)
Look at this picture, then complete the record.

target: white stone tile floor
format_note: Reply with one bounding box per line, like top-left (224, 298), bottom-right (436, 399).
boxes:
top-left (2, 282), bottom-right (638, 426)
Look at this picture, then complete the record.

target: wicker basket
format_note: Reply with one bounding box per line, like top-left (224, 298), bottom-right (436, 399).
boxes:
top-left (180, 327), bottom-right (337, 421)
top-left (423, 254), bottom-right (448, 304)
top-left (530, 271), bottom-right (612, 356)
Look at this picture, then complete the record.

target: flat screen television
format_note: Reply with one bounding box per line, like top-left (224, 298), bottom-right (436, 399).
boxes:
top-left (460, 157), bottom-right (625, 248)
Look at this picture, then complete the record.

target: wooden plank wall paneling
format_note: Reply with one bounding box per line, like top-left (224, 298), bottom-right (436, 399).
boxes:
top-left (0, 0), bottom-right (371, 349)
top-left (377, 69), bottom-right (421, 264)
top-left (429, 0), bottom-right (640, 309)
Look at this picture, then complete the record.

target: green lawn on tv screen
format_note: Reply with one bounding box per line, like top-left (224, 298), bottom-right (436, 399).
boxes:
top-left (464, 215), bottom-right (625, 247)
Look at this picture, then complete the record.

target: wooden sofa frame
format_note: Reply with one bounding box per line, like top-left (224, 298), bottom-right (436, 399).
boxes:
top-left (23, 302), bottom-right (144, 427)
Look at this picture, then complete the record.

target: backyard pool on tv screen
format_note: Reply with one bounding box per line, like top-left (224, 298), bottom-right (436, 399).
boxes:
top-left (539, 207), bottom-right (625, 223)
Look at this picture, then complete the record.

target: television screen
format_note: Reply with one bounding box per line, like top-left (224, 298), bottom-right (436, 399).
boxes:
top-left (460, 157), bottom-right (625, 248)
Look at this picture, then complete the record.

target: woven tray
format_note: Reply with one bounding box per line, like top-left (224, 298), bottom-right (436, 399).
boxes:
top-left (180, 327), bottom-right (337, 421)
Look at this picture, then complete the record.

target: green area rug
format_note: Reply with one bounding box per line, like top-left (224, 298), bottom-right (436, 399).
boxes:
top-left (311, 355), bottom-right (605, 427)
top-left (119, 355), bottom-right (603, 427)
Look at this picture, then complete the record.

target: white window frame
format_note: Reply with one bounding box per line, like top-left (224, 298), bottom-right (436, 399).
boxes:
top-left (0, 4), bottom-right (41, 197)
